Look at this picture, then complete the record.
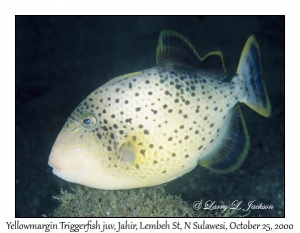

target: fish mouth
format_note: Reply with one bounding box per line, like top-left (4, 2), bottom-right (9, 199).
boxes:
top-left (48, 161), bottom-right (62, 173)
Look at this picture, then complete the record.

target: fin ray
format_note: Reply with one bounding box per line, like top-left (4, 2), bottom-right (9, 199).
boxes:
top-left (237, 35), bottom-right (271, 117)
top-left (198, 105), bottom-right (250, 173)
top-left (156, 30), bottom-right (227, 80)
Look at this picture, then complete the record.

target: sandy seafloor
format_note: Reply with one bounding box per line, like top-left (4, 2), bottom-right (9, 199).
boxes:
top-left (16, 16), bottom-right (284, 217)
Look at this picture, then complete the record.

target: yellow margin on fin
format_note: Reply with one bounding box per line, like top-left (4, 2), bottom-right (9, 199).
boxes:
top-left (156, 30), bottom-right (227, 80)
top-left (237, 35), bottom-right (271, 117)
top-left (199, 105), bottom-right (250, 174)
top-left (156, 30), bottom-right (203, 64)
top-left (202, 51), bottom-right (227, 81)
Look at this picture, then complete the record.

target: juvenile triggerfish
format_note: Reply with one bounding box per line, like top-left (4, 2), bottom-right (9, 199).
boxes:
top-left (48, 30), bottom-right (271, 190)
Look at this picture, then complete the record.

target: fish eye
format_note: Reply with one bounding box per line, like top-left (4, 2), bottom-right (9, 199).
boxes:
top-left (81, 112), bottom-right (97, 128)
top-left (83, 118), bottom-right (92, 125)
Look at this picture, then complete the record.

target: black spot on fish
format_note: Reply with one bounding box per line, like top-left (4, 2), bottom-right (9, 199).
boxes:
top-left (144, 130), bottom-right (149, 135)
top-left (97, 133), bottom-right (102, 139)
top-left (129, 82), bottom-right (132, 89)
top-left (165, 90), bottom-right (171, 96)
top-left (125, 118), bottom-right (132, 123)
top-left (140, 150), bottom-right (146, 155)
top-left (175, 84), bottom-right (182, 90)
top-left (159, 79), bottom-right (165, 84)
top-left (151, 109), bottom-right (157, 114)
top-left (135, 107), bottom-right (141, 112)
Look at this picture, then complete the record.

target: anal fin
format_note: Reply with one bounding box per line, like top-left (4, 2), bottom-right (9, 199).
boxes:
top-left (198, 105), bottom-right (250, 173)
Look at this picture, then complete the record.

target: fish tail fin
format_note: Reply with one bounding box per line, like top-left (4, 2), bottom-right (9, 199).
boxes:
top-left (235, 35), bottom-right (271, 117)
top-left (198, 105), bottom-right (250, 173)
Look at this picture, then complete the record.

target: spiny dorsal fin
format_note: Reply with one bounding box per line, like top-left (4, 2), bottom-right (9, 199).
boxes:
top-left (156, 30), bottom-right (227, 80)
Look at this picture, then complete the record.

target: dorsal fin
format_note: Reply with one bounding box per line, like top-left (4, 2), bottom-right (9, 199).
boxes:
top-left (156, 30), bottom-right (227, 80)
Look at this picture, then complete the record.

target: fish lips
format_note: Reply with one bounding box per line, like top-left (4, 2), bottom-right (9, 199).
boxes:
top-left (48, 160), bottom-right (62, 174)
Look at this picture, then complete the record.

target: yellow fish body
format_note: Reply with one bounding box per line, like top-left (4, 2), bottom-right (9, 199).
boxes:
top-left (48, 30), bottom-right (271, 190)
